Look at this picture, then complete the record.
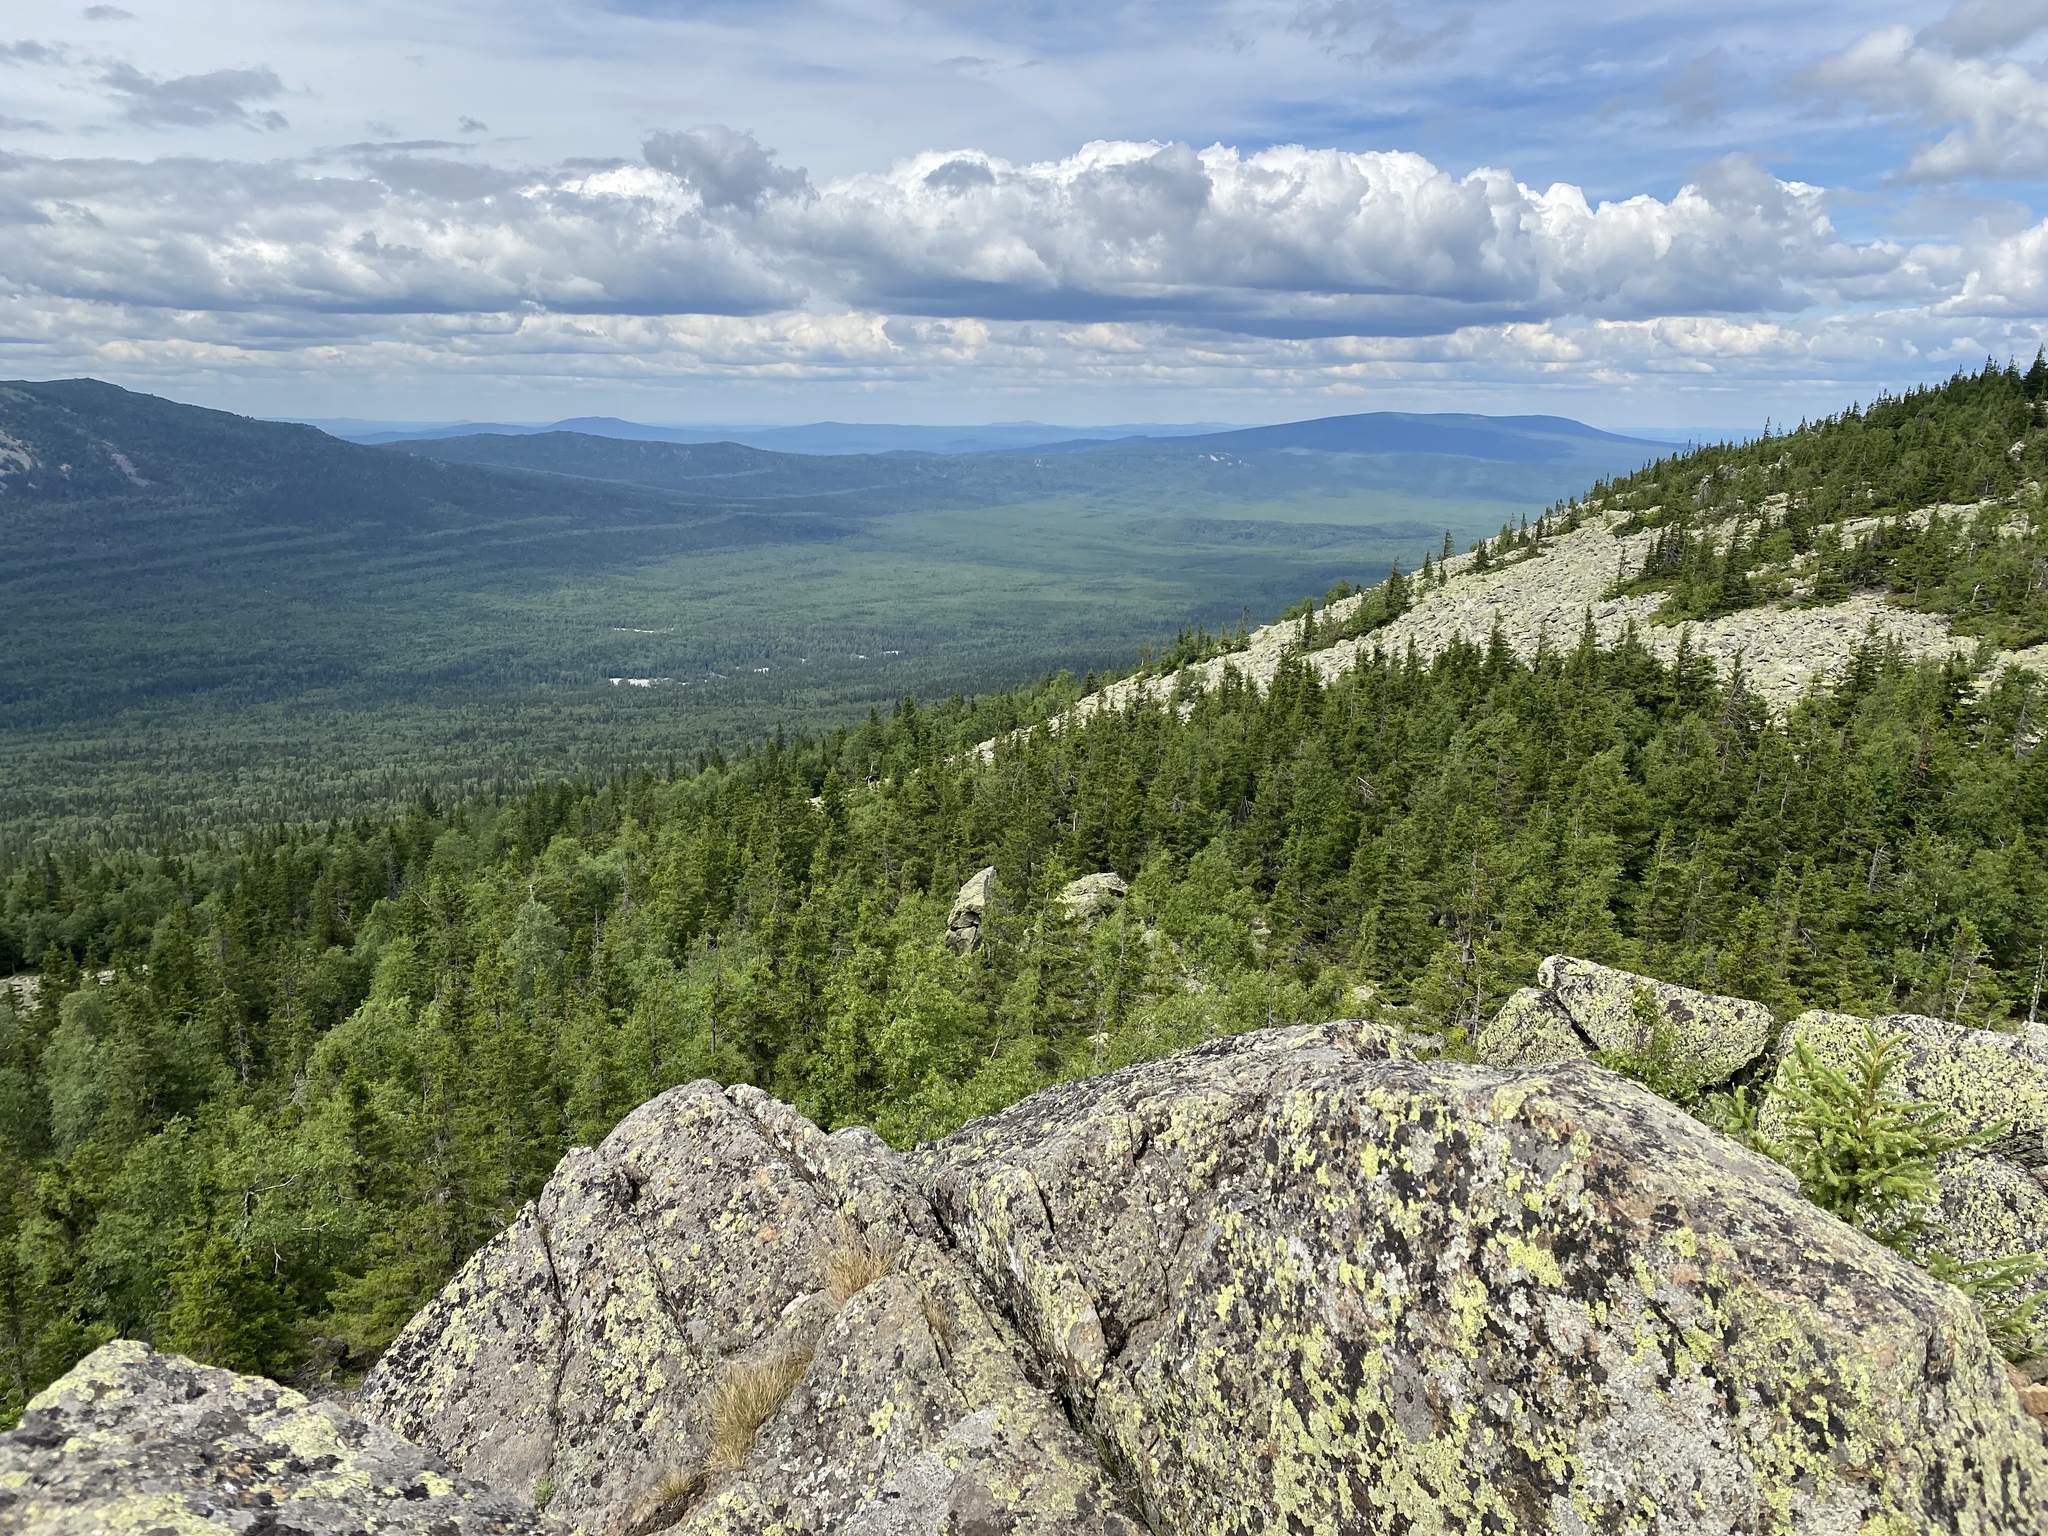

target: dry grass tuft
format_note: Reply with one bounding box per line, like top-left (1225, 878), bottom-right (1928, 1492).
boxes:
top-left (918, 1283), bottom-right (955, 1351)
top-left (823, 1226), bottom-right (901, 1305)
top-left (704, 1346), bottom-right (813, 1471)
top-left (655, 1467), bottom-right (703, 1507)
top-left (604, 1467), bottom-right (702, 1536)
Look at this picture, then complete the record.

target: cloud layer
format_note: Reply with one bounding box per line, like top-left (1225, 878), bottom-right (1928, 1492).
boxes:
top-left (0, 0), bottom-right (2043, 418)
top-left (0, 135), bottom-right (1981, 332)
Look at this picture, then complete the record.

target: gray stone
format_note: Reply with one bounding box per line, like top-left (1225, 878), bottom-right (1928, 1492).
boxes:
top-left (1934, 1156), bottom-right (2048, 1307)
top-left (0, 1338), bottom-right (556, 1536)
top-left (943, 867), bottom-right (997, 956)
top-left (360, 1078), bottom-right (1128, 1536)
top-left (1056, 872), bottom-right (1128, 925)
top-left (1538, 954), bottom-right (1774, 1083)
top-left (1473, 985), bottom-right (1587, 1067)
top-left (354, 1021), bottom-right (2048, 1536)
top-left (1475, 958), bottom-right (1773, 1085)
top-left (923, 1021), bottom-right (2048, 1534)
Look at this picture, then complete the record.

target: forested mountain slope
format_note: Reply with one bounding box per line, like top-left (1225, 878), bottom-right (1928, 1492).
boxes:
top-left (0, 383), bottom-right (1614, 854)
top-left (0, 360), bottom-right (2044, 1424)
top-left (1037, 355), bottom-right (2048, 734)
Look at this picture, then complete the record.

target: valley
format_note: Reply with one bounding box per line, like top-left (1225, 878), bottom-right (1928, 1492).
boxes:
top-left (0, 381), bottom-right (1655, 851)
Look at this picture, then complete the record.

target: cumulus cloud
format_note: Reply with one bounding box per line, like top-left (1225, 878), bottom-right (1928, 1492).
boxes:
top-left (100, 62), bottom-right (290, 130)
top-left (642, 125), bottom-right (809, 210)
top-left (0, 150), bottom-right (800, 315)
top-left (0, 130), bottom-right (2040, 410)
top-left (1798, 21), bottom-right (2048, 181)
top-left (780, 142), bottom-right (1921, 335)
top-left (0, 136), bottom-right (1970, 334)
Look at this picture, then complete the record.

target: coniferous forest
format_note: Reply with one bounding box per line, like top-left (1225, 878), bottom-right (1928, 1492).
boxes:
top-left (2, 359), bottom-right (2047, 1423)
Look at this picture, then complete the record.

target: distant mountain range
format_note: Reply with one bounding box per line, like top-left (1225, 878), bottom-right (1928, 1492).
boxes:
top-left (379, 411), bottom-right (1663, 508)
top-left (293, 411), bottom-right (1709, 460)
top-left (293, 416), bottom-right (1243, 456)
top-left (1, 378), bottom-right (1667, 848)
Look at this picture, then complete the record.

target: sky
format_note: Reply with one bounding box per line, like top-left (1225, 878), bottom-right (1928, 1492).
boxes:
top-left (2, 0), bottom-right (2047, 427)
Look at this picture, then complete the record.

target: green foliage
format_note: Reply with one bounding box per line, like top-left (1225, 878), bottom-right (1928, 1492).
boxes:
top-left (3, 613), bottom-right (2046, 1418)
top-left (1767, 1027), bottom-right (1976, 1246)
top-left (1592, 984), bottom-right (1710, 1108)
top-left (1599, 359), bottom-right (2048, 644)
top-left (1760, 1024), bottom-right (2043, 1361)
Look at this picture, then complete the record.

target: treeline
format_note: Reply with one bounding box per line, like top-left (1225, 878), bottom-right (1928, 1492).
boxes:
top-left (1591, 353), bottom-right (2048, 527)
top-left (3, 621), bottom-right (2046, 1419)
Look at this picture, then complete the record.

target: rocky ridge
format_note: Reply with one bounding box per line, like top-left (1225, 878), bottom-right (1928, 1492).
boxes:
top-left (977, 502), bottom-right (2048, 761)
top-left (11, 966), bottom-right (2048, 1534)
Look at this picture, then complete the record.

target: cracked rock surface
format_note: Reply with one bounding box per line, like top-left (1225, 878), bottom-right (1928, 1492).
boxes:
top-left (925, 1021), bottom-right (2047, 1532)
top-left (361, 1078), bottom-right (1130, 1536)
top-left (1477, 954), bottom-right (1774, 1084)
top-left (360, 1020), bottom-right (2048, 1535)
top-left (0, 1337), bottom-right (556, 1535)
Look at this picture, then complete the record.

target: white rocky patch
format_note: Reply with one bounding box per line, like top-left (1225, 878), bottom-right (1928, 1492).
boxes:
top-left (977, 504), bottom-right (2044, 761)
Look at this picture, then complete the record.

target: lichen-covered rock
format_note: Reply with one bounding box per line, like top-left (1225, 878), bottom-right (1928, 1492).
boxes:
top-left (1762, 1010), bottom-right (2048, 1162)
top-left (0, 1338), bottom-right (555, 1536)
top-left (1057, 872), bottom-right (1128, 925)
top-left (1537, 954), bottom-right (1773, 1083)
top-left (361, 1078), bottom-right (1127, 1536)
top-left (1474, 958), bottom-right (1772, 1082)
top-left (943, 866), bottom-right (997, 956)
top-left (925, 1021), bottom-right (2048, 1534)
top-left (1934, 1156), bottom-right (2048, 1303)
top-left (1473, 985), bottom-right (1587, 1067)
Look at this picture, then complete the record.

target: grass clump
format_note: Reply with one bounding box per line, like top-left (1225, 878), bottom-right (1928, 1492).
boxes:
top-left (604, 1468), bottom-right (704, 1536)
top-left (823, 1226), bottom-right (901, 1305)
top-left (705, 1347), bottom-right (814, 1471)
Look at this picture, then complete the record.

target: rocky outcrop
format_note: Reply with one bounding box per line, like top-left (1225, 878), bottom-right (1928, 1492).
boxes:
top-left (360, 1079), bottom-right (1129, 1536)
top-left (1763, 1010), bottom-right (2048, 1161)
top-left (943, 866), bottom-right (997, 955)
top-left (0, 1338), bottom-right (556, 1535)
top-left (1057, 872), bottom-right (1128, 925)
top-left (927, 1022), bottom-right (2046, 1533)
top-left (1476, 954), bottom-right (1773, 1085)
top-left (1765, 1009), bottom-right (2048, 1317)
top-left (357, 1021), bottom-right (2048, 1535)
top-left (977, 506), bottom-right (2044, 764)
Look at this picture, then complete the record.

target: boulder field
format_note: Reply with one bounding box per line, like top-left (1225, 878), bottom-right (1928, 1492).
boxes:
top-left (6, 981), bottom-right (2048, 1534)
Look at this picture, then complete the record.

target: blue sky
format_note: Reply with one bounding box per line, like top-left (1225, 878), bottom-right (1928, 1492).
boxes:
top-left (1, 0), bottom-right (2046, 426)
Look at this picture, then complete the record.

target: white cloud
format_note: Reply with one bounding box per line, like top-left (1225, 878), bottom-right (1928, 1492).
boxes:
top-left (1799, 23), bottom-right (2048, 181)
top-left (0, 137), bottom-right (1936, 336)
top-left (0, 127), bottom-right (2041, 419)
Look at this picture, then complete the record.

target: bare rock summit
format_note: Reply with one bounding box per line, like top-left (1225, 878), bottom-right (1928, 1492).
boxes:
top-left (10, 1013), bottom-right (2047, 1534)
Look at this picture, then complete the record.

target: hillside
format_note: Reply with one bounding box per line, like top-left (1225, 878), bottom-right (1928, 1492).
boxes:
top-left (1026, 357), bottom-right (2048, 738)
top-left (0, 384), bottom-right (1647, 853)
top-left (2, 360), bottom-right (2046, 1429)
